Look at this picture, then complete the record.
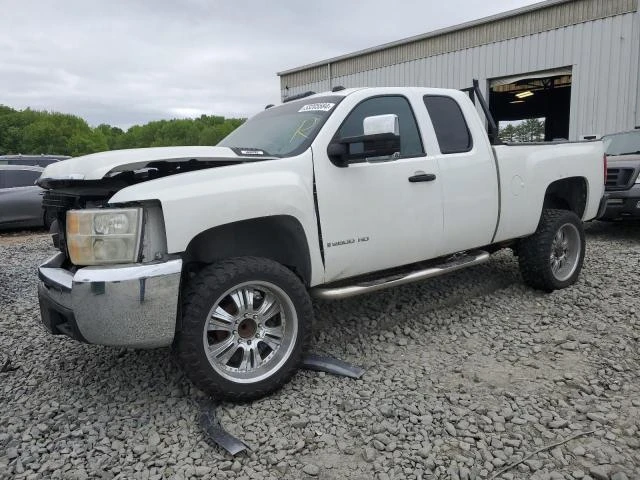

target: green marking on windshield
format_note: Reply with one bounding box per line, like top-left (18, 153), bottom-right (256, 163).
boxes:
top-left (289, 117), bottom-right (320, 143)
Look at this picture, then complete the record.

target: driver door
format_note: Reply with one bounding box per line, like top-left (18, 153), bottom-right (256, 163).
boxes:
top-left (313, 95), bottom-right (444, 282)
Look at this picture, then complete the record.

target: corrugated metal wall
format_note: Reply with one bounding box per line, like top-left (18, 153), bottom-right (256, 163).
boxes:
top-left (280, 1), bottom-right (640, 139)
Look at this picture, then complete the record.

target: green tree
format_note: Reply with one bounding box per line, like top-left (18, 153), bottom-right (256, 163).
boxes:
top-left (95, 124), bottom-right (125, 150)
top-left (521, 118), bottom-right (545, 142)
top-left (499, 123), bottom-right (516, 142)
top-left (500, 118), bottom-right (546, 143)
top-left (67, 130), bottom-right (109, 156)
top-left (0, 103), bottom-right (245, 156)
top-left (21, 113), bottom-right (93, 155)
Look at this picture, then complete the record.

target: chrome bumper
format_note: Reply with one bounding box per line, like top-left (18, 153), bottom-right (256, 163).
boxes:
top-left (38, 253), bottom-right (182, 348)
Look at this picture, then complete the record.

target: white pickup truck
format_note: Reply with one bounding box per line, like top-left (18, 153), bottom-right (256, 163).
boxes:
top-left (37, 85), bottom-right (606, 400)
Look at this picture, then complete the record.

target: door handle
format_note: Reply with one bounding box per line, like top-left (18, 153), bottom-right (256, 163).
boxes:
top-left (408, 173), bottom-right (436, 182)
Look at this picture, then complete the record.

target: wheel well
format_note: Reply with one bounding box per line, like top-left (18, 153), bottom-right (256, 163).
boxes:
top-left (182, 215), bottom-right (312, 285)
top-left (543, 177), bottom-right (587, 218)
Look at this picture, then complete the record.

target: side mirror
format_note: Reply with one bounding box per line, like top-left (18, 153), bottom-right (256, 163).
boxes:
top-left (363, 114), bottom-right (399, 136)
top-left (327, 114), bottom-right (401, 167)
top-left (327, 142), bottom-right (349, 168)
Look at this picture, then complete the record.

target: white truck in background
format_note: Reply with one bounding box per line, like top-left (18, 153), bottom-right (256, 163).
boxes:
top-left (36, 82), bottom-right (606, 401)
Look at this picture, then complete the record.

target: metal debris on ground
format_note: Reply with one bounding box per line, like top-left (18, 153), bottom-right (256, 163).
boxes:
top-left (302, 353), bottom-right (366, 379)
top-left (0, 356), bottom-right (19, 373)
top-left (199, 400), bottom-right (251, 456)
top-left (200, 353), bottom-right (365, 455)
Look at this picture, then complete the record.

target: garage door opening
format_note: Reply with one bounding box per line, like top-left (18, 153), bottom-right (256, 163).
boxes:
top-left (489, 68), bottom-right (572, 142)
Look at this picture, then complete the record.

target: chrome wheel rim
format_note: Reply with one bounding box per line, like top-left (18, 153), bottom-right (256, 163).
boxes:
top-left (203, 281), bottom-right (297, 384)
top-left (550, 223), bottom-right (581, 282)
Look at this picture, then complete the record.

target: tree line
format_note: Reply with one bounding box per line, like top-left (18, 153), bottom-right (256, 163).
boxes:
top-left (498, 118), bottom-right (546, 143)
top-left (0, 104), bottom-right (245, 157)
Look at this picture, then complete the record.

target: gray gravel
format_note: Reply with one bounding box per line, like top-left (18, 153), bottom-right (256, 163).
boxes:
top-left (1, 222), bottom-right (639, 480)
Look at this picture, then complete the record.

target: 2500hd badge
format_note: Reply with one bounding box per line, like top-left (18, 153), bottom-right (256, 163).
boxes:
top-left (327, 236), bottom-right (370, 248)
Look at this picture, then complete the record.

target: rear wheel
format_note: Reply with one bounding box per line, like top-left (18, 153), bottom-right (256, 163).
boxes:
top-left (518, 209), bottom-right (585, 292)
top-left (175, 257), bottom-right (312, 401)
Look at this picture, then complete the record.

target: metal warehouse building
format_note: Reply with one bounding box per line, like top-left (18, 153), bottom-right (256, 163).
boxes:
top-left (277, 0), bottom-right (640, 141)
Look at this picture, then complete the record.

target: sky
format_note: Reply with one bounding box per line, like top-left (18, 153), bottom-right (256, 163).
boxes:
top-left (1, 0), bottom-right (540, 129)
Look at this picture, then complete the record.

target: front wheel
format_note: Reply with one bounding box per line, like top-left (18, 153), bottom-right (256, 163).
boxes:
top-left (175, 257), bottom-right (312, 402)
top-left (518, 209), bottom-right (586, 292)
top-left (43, 208), bottom-right (56, 230)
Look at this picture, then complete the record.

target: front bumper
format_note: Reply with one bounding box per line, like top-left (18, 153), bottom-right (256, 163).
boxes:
top-left (595, 194), bottom-right (609, 220)
top-left (38, 253), bottom-right (182, 348)
top-left (601, 184), bottom-right (640, 220)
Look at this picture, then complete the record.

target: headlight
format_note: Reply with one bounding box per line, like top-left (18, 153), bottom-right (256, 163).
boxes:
top-left (66, 208), bottom-right (142, 265)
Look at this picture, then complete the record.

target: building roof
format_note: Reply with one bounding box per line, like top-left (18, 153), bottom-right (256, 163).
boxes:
top-left (278, 0), bottom-right (571, 76)
top-left (278, 0), bottom-right (637, 86)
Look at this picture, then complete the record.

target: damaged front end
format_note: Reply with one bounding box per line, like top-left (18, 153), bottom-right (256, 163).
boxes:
top-left (39, 151), bottom-right (266, 258)
top-left (38, 177), bottom-right (182, 347)
top-left (36, 152), bottom-right (261, 348)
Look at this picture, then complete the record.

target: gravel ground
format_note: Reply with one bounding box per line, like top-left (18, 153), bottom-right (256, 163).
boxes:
top-left (1, 222), bottom-right (639, 480)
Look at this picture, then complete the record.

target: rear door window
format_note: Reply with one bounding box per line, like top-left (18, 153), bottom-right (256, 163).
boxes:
top-left (423, 96), bottom-right (473, 154)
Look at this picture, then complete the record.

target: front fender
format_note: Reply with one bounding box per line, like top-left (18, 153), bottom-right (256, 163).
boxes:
top-left (108, 152), bottom-right (325, 285)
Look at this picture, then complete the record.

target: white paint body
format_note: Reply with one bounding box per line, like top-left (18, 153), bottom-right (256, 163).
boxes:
top-left (43, 87), bottom-right (605, 287)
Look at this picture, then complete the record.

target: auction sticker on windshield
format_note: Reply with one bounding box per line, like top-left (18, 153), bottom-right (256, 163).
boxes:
top-left (298, 103), bottom-right (335, 113)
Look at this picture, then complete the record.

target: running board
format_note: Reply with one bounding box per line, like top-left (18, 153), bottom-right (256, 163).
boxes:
top-left (311, 250), bottom-right (490, 300)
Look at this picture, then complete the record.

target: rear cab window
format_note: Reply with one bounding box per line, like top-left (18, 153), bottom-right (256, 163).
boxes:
top-left (423, 96), bottom-right (473, 154)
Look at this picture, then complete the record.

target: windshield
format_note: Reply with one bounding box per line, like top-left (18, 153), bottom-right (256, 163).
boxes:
top-left (603, 130), bottom-right (640, 156)
top-left (218, 95), bottom-right (344, 157)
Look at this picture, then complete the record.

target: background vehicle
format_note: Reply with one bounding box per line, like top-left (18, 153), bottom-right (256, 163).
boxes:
top-left (601, 130), bottom-right (640, 220)
top-left (0, 165), bottom-right (53, 229)
top-left (0, 155), bottom-right (69, 168)
top-left (36, 84), bottom-right (605, 401)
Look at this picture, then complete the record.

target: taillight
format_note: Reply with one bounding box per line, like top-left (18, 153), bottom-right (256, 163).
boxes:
top-left (603, 154), bottom-right (607, 184)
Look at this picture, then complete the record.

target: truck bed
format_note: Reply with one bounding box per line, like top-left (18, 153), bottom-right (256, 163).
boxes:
top-left (492, 141), bottom-right (604, 243)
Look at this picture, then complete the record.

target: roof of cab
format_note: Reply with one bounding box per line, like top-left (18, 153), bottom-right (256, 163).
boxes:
top-left (285, 86), bottom-right (461, 101)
